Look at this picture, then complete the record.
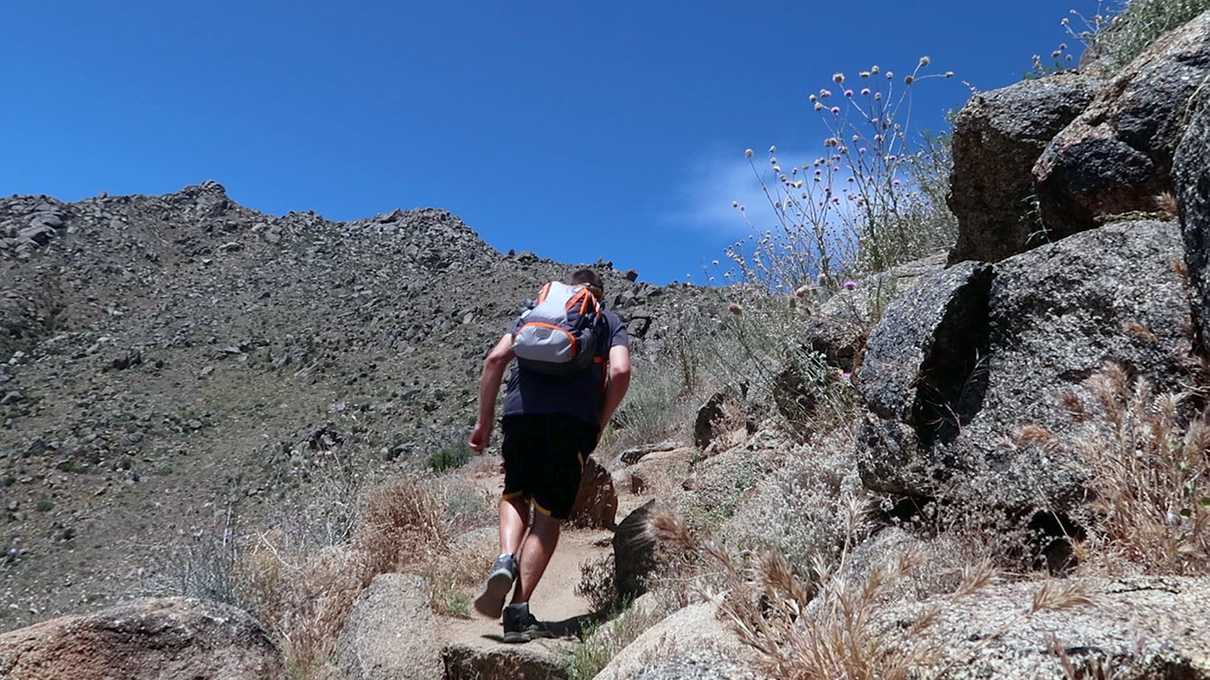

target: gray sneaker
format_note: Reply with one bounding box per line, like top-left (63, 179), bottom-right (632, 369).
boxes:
top-left (473, 553), bottom-right (517, 619)
top-left (502, 602), bottom-right (554, 644)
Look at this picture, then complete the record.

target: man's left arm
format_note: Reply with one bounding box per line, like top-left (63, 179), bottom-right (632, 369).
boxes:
top-left (599, 344), bottom-right (631, 433)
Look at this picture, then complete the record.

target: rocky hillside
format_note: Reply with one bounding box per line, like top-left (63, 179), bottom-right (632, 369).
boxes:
top-left (0, 182), bottom-right (703, 631)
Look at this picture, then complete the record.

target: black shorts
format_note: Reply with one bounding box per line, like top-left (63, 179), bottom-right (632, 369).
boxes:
top-left (500, 414), bottom-right (598, 521)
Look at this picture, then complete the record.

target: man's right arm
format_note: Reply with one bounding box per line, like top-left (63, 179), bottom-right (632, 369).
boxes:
top-left (468, 333), bottom-right (514, 453)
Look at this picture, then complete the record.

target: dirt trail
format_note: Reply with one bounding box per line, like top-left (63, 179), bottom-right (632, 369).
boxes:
top-left (437, 458), bottom-right (625, 678)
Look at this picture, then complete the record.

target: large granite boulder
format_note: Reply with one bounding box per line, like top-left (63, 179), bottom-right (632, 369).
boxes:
top-left (570, 456), bottom-right (619, 529)
top-left (947, 74), bottom-right (1101, 263)
top-left (1034, 11), bottom-right (1210, 232)
top-left (0, 597), bottom-right (283, 679)
top-left (336, 574), bottom-right (443, 680)
top-left (857, 220), bottom-right (1195, 513)
top-left (1176, 88), bottom-right (1210, 352)
top-left (879, 576), bottom-right (1210, 679)
top-left (591, 601), bottom-right (763, 680)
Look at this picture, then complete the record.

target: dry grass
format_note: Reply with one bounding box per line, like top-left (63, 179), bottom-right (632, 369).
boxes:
top-left (1070, 364), bottom-right (1210, 576)
top-left (172, 472), bottom-right (491, 679)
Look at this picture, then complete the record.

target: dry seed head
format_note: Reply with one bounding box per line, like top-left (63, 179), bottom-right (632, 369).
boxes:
top-left (1155, 191), bottom-right (1178, 217)
top-left (1029, 581), bottom-right (1094, 614)
top-left (1015, 423), bottom-right (1056, 447)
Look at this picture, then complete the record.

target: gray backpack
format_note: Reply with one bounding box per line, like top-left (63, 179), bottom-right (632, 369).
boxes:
top-left (513, 281), bottom-right (606, 375)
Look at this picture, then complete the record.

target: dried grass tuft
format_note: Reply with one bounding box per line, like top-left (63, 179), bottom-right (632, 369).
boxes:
top-left (1072, 364), bottom-right (1210, 576)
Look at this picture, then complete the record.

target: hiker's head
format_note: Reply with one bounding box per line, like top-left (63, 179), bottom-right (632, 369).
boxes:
top-left (569, 269), bottom-right (605, 299)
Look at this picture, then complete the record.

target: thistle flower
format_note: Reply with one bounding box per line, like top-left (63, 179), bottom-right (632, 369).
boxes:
top-left (886, 71), bottom-right (894, 79)
top-left (731, 200), bottom-right (739, 208)
top-left (830, 106), bottom-right (840, 115)
top-left (861, 87), bottom-right (871, 96)
top-left (859, 71), bottom-right (871, 78)
top-left (871, 65), bottom-right (880, 74)
top-left (919, 56), bottom-right (931, 67)
top-left (769, 145), bottom-right (777, 153)
top-left (814, 102), bottom-right (824, 111)
top-left (808, 93), bottom-right (817, 102)
top-left (832, 72), bottom-right (845, 84)
top-left (819, 88), bottom-right (832, 98)
top-left (728, 302), bottom-right (743, 315)
top-left (844, 89), bottom-right (854, 97)
top-left (905, 75), bottom-right (914, 85)
top-left (944, 71), bottom-right (955, 78)
top-left (843, 279), bottom-right (858, 290)
top-left (744, 148), bottom-right (753, 158)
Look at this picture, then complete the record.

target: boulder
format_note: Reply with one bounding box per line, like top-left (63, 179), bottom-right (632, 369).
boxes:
top-left (570, 456), bottom-right (618, 529)
top-left (442, 639), bottom-right (570, 680)
top-left (613, 500), bottom-right (662, 599)
top-left (693, 391), bottom-right (744, 451)
top-left (878, 576), bottom-right (1210, 679)
top-left (857, 221), bottom-right (1195, 513)
top-left (591, 601), bottom-right (762, 680)
top-left (948, 74), bottom-right (1101, 263)
top-left (336, 574), bottom-right (443, 680)
top-left (1176, 87), bottom-right (1210, 352)
top-left (0, 597), bottom-right (282, 679)
top-left (1034, 11), bottom-right (1210, 232)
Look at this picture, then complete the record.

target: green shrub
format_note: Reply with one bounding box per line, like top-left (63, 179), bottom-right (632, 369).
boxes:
top-left (1096, 0), bottom-right (1210, 67)
top-left (427, 440), bottom-right (471, 473)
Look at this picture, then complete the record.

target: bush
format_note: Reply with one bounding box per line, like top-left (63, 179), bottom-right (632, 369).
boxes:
top-left (427, 438), bottom-right (471, 473)
top-left (169, 471), bottom-right (488, 679)
top-left (1067, 364), bottom-right (1210, 576)
top-left (602, 355), bottom-right (693, 451)
top-left (1091, 0), bottom-right (1210, 67)
top-left (564, 599), bottom-right (668, 680)
top-left (717, 59), bottom-right (959, 292)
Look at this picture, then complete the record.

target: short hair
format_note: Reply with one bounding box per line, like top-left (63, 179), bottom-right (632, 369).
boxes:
top-left (570, 268), bottom-right (605, 296)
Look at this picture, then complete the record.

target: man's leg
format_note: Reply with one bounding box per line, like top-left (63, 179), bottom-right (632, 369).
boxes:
top-left (499, 493), bottom-right (529, 555)
top-left (511, 506), bottom-right (561, 603)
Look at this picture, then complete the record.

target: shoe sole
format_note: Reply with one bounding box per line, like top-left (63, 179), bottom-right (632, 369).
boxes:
top-left (472, 570), bottom-right (514, 619)
top-left (502, 629), bottom-right (554, 644)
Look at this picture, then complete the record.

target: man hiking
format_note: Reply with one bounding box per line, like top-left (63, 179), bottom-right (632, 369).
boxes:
top-left (467, 268), bottom-right (632, 643)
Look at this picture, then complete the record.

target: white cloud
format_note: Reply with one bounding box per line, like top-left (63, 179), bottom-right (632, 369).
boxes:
top-left (667, 148), bottom-right (849, 238)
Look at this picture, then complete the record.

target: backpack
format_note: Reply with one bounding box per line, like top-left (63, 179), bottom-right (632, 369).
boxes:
top-left (512, 281), bottom-right (607, 375)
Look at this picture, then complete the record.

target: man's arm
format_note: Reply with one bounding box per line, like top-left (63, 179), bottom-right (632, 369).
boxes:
top-left (598, 344), bottom-right (632, 433)
top-left (468, 333), bottom-right (515, 453)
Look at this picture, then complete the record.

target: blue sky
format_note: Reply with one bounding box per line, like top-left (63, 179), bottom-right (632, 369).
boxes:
top-left (3, 1), bottom-right (1090, 284)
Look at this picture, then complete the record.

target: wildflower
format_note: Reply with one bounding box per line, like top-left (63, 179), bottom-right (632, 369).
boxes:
top-left (711, 259), bottom-right (720, 266)
top-left (871, 65), bottom-right (880, 74)
top-left (769, 145), bottom-right (777, 154)
top-left (861, 87), bottom-right (871, 96)
top-left (830, 106), bottom-right (840, 115)
top-left (731, 200), bottom-right (739, 208)
top-left (919, 56), bottom-right (930, 67)
top-left (905, 75), bottom-right (914, 85)
top-left (728, 302), bottom-right (743, 315)
top-left (944, 71), bottom-right (955, 78)
top-left (841, 371), bottom-right (852, 383)
top-left (886, 71), bottom-right (894, 79)
top-left (814, 102), bottom-right (824, 111)
top-left (1051, 49), bottom-right (1062, 59)
top-left (859, 71), bottom-right (871, 78)
top-left (833, 72), bottom-right (845, 84)
top-left (808, 94), bottom-right (817, 102)
top-left (874, 92), bottom-right (882, 101)
top-left (843, 279), bottom-right (858, 290)
top-left (744, 148), bottom-right (753, 158)
top-left (844, 89), bottom-right (854, 97)
top-left (819, 88), bottom-right (832, 98)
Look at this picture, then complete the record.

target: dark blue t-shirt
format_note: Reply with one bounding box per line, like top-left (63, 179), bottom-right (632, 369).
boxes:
top-left (501, 309), bottom-right (629, 427)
